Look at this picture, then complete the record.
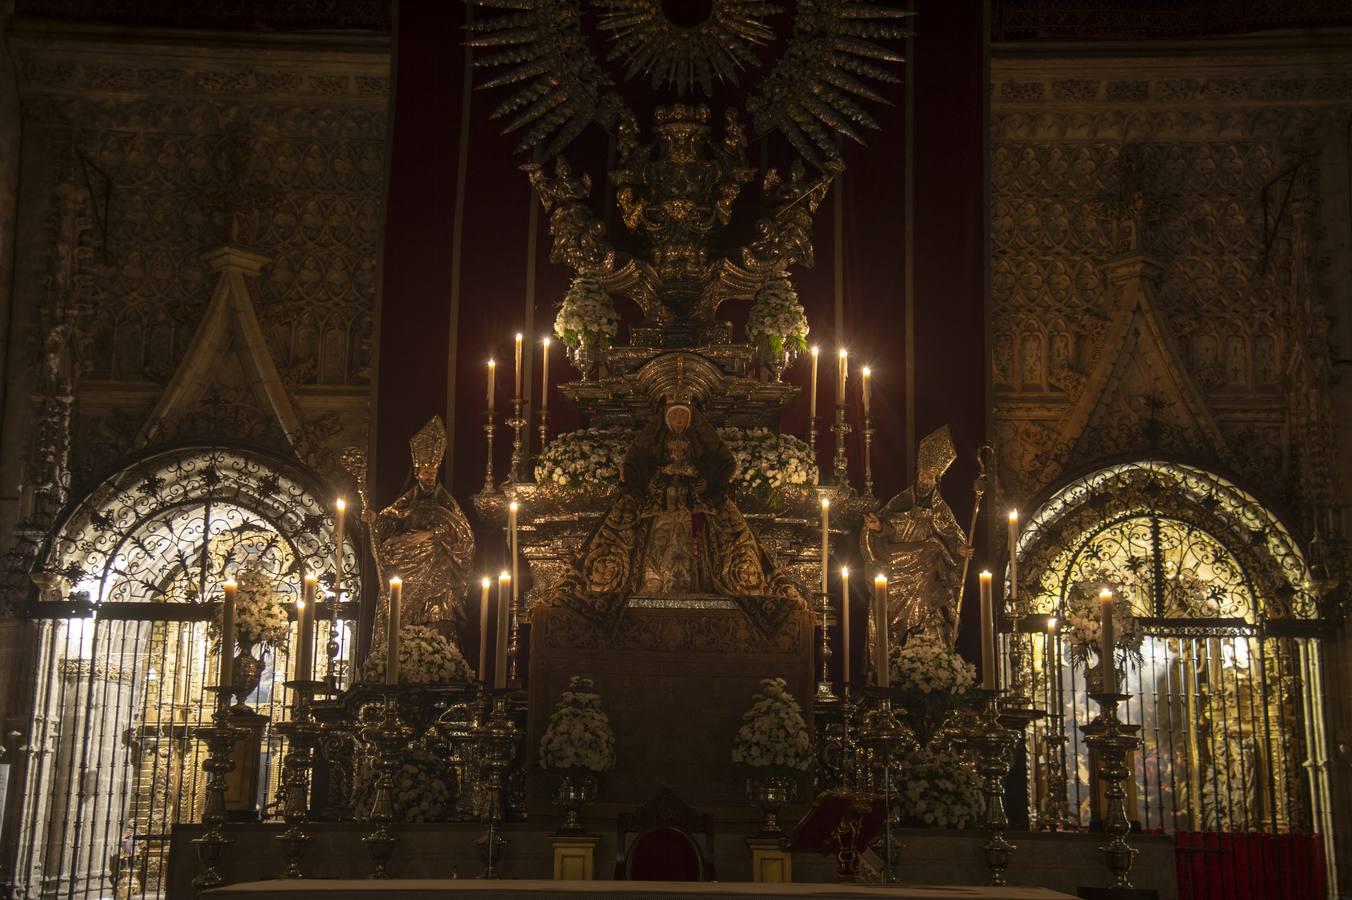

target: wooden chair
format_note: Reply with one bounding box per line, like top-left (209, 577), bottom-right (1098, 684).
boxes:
top-left (614, 788), bottom-right (717, 881)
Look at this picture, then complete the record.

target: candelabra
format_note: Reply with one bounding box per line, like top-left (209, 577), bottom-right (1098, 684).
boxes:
top-left (483, 408), bottom-right (497, 492)
top-left (862, 413), bottom-right (875, 497)
top-left (475, 691), bottom-right (520, 878)
top-left (1041, 724), bottom-right (1072, 830)
top-left (831, 402), bottom-right (851, 488)
top-left (273, 680), bottom-right (324, 878)
top-left (507, 397), bottom-right (526, 484)
top-left (361, 694), bottom-right (413, 878)
top-left (433, 694), bottom-right (485, 822)
top-left (858, 690), bottom-right (916, 884)
top-left (815, 591), bottom-right (837, 703)
top-left (191, 687), bottom-right (244, 892)
top-left (966, 688), bottom-right (1021, 886)
top-left (1082, 691), bottom-right (1142, 890)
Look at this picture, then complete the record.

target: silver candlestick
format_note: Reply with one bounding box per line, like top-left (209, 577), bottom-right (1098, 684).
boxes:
top-left (966, 688), bottom-right (1021, 886)
top-left (816, 591), bottom-right (837, 703)
top-left (483, 409), bottom-right (497, 492)
top-left (273, 680), bottom-right (324, 878)
top-left (475, 691), bottom-right (520, 878)
top-left (192, 687), bottom-right (245, 892)
top-left (1083, 691), bottom-right (1142, 890)
top-left (859, 690), bottom-right (917, 883)
top-left (831, 402), bottom-right (851, 488)
top-left (862, 413), bottom-right (875, 498)
top-left (361, 694), bottom-right (413, 878)
top-left (507, 398), bottom-right (526, 484)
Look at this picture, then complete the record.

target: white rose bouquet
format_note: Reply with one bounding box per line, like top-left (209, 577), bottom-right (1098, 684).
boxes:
top-left (721, 427), bottom-right (818, 505)
top-left (731, 677), bottom-right (813, 773)
top-left (359, 625), bottom-right (472, 685)
top-left (747, 278), bottom-right (809, 361)
top-left (351, 733), bottom-right (454, 823)
top-left (889, 640), bottom-right (977, 747)
top-left (554, 277), bottom-right (620, 349)
top-left (897, 745), bottom-right (983, 829)
top-left (1062, 580), bottom-right (1144, 672)
top-left (216, 563), bottom-right (290, 648)
top-left (538, 675), bottom-right (617, 773)
top-left (535, 427), bottom-right (631, 492)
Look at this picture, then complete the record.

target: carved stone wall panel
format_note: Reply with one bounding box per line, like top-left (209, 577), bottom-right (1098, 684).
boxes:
top-left (991, 50), bottom-right (1352, 521)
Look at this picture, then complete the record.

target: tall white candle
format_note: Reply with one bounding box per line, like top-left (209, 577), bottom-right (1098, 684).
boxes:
top-left (980, 571), bottom-right (996, 690)
top-left (509, 500), bottom-right (520, 613)
top-left (495, 572), bottom-right (511, 689)
top-left (514, 333), bottom-right (523, 401)
top-left (333, 498), bottom-right (346, 602)
top-left (809, 346), bottom-right (819, 420)
top-left (874, 574), bottom-right (889, 688)
top-left (478, 577), bottom-right (491, 683)
top-left (1099, 588), bottom-right (1116, 694)
top-left (486, 359), bottom-right (496, 410)
top-left (840, 567), bottom-right (850, 686)
top-left (862, 366), bottom-right (872, 416)
top-left (540, 337), bottom-right (551, 413)
top-left (837, 349), bottom-right (848, 406)
top-left (1007, 509), bottom-right (1019, 601)
top-left (819, 497), bottom-right (830, 595)
top-left (386, 577), bottom-right (402, 686)
top-left (220, 580), bottom-right (237, 694)
top-left (297, 573), bottom-right (316, 682)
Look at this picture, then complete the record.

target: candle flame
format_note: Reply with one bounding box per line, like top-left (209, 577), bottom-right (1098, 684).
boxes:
top-left (515, 332), bottom-right (523, 341)
top-left (820, 496), bottom-right (830, 510)
top-left (297, 600), bottom-right (306, 611)
top-left (1099, 588), bottom-right (1113, 600)
top-left (979, 570), bottom-right (992, 580)
top-left (1008, 508), bottom-right (1018, 521)
top-left (862, 366), bottom-right (871, 377)
top-left (811, 345), bottom-right (819, 357)
top-left (840, 566), bottom-right (849, 577)
top-left (499, 571), bottom-right (510, 582)
top-left (223, 580), bottom-right (238, 590)
top-left (389, 576), bottom-right (402, 587)
top-left (839, 348), bottom-right (848, 359)
top-left (304, 573), bottom-right (317, 584)
top-left (488, 358), bottom-right (496, 367)
top-left (874, 573), bottom-right (888, 586)
top-left (509, 500), bottom-right (519, 512)
top-left (336, 498), bottom-right (346, 511)
top-left (543, 336), bottom-right (551, 347)
top-left (482, 576), bottom-right (491, 588)
top-left (1048, 616), bottom-right (1058, 631)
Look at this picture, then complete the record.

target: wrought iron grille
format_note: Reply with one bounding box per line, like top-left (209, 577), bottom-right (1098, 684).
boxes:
top-left (10, 447), bottom-right (360, 899)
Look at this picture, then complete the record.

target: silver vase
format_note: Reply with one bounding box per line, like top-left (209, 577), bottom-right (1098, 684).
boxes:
top-left (553, 769), bottom-right (597, 833)
top-left (748, 771), bottom-right (797, 836)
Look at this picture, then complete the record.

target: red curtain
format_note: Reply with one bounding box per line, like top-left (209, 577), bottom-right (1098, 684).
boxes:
top-left (1175, 832), bottom-right (1327, 900)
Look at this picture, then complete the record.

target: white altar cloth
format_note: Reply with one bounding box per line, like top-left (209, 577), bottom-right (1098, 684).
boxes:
top-left (206, 880), bottom-right (1077, 899)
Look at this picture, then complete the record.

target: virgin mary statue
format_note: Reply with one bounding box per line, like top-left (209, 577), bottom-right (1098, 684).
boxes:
top-left (543, 397), bottom-right (808, 634)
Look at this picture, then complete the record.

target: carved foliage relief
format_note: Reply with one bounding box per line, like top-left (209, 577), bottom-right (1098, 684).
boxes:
top-left (991, 61), bottom-right (1352, 519)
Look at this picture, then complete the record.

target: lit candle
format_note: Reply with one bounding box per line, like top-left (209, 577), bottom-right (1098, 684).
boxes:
top-left (809, 346), bottom-right (819, 420)
top-left (1099, 588), bottom-right (1116, 695)
top-left (486, 358), bottom-right (496, 410)
top-left (819, 496), bottom-right (830, 595)
top-left (220, 580), bottom-right (237, 694)
top-left (874, 574), bottom-right (889, 688)
top-left (297, 573), bottom-right (317, 682)
top-left (840, 567), bottom-right (850, 686)
top-left (496, 572), bottom-right (511, 690)
top-left (509, 500), bottom-right (520, 614)
top-left (1007, 509), bottom-right (1019, 601)
top-left (386, 577), bottom-right (402, 686)
top-left (979, 570), bottom-right (995, 689)
top-left (540, 337), bottom-right (551, 413)
top-left (861, 366), bottom-right (872, 417)
top-left (478, 577), bottom-right (492, 683)
top-left (837, 349), bottom-right (848, 406)
top-left (514, 333), bottom-right (523, 401)
top-left (334, 498), bottom-right (346, 602)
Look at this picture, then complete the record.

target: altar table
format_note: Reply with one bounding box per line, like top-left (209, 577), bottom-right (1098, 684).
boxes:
top-left (206, 880), bottom-right (1077, 899)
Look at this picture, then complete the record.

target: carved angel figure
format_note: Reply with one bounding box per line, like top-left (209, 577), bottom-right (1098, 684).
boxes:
top-left (367, 416), bottom-right (475, 642)
top-left (861, 426), bottom-right (970, 648)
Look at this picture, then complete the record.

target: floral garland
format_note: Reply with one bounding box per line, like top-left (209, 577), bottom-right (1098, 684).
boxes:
top-left (359, 625), bottom-right (472, 685)
top-left (535, 427), bottom-right (630, 491)
top-left (747, 278), bottom-right (809, 359)
top-left (217, 564), bottom-right (291, 648)
top-left (351, 733), bottom-right (454, 824)
top-left (538, 675), bottom-right (617, 772)
top-left (554, 277), bottom-right (620, 348)
top-left (896, 745), bottom-right (983, 829)
top-left (536, 426), bottom-right (818, 503)
top-left (1062, 580), bottom-right (1144, 670)
top-left (731, 677), bottom-right (813, 773)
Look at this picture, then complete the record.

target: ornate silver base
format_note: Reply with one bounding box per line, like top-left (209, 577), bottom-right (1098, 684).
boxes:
top-left (966, 688), bottom-right (1021, 887)
top-left (361, 694), bottom-right (413, 878)
top-left (1083, 691), bottom-right (1143, 890)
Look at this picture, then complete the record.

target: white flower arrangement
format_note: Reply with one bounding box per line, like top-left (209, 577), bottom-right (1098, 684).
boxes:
top-left (721, 427), bottom-right (818, 502)
top-left (538, 675), bottom-right (617, 773)
top-left (359, 625), bottom-right (472, 685)
top-left (220, 564), bottom-right (291, 648)
top-left (890, 641), bottom-right (976, 698)
top-left (352, 734), bottom-right (453, 823)
top-left (554, 277), bottom-right (620, 348)
top-left (535, 427), bottom-right (630, 491)
top-left (1062, 580), bottom-right (1144, 670)
top-left (897, 745), bottom-right (983, 829)
top-left (731, 677), bottom-right (814, 773)
top-left (747, 278), bottom-right (809, 357)
top-left (536, 426), bottom-right (818, 504)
